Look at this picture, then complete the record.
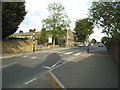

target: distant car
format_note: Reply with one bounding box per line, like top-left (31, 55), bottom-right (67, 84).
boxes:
top-left (83, 44), bottom-right (87, 47)
top-left (91, 44), bottom-right (93, 46)
top-left (78, 44), bottom-right (83, 47)
top-left (98, 44), bottom-right (103, 47)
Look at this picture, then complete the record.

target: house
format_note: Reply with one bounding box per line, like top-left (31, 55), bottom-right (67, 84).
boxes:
top-left (58, 29), bottom-right (74, 47)
top-left (13, 29), bottom-right (41, 40)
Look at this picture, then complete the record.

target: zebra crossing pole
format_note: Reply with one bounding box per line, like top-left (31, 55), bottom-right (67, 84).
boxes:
top-left (32, 29), bottom-right (36, 52)
top-left (87, 29), bottom-right (90, 53)
top-left (66, 29), bottom-right (68, 47)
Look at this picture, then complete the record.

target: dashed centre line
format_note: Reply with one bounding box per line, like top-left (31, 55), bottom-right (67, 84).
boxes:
top-left (25, 78), bottom-right (37, 85)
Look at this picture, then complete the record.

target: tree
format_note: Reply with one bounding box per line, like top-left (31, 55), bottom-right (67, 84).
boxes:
top-left (91, 39), bottom-right (97, 44)
top-left (74, 18), bottom-right (94, 43)
top-left (101, 36), bottom-right (110, 44)
top-left (2, 2), bottom-right (27, 39)
top-left (89, 2), bottom-right (120, 37)
top-left (39, 28), bottom-right (48, 46)
top-left (42, 3), bottom-right (71, 46)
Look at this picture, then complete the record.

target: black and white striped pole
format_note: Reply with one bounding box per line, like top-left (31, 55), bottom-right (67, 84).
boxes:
top-left (87, 29), bottom-right (90, 53)
top-left (32, 29), bottom-right (36, 52)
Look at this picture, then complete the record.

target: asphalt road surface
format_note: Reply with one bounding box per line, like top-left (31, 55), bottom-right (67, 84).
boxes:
top-left (2, 46), bottom-right (88, 88)
top-left (2, 45), bottom-right (118, 88)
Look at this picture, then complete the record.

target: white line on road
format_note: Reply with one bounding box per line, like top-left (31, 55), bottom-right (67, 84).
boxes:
top-left (64, 52), bottom-right (73, 55)
top-left (25, 78), bottom-right (37, 85)
top-left (43, 66), bottom-right (51, 69)
top-left (58, 51), bottom-right (66, 53)
top-left (0, 61), bottom-right (18, 68)
top-left (73, 53), bottom-right (81, 56)
top-left (27, 53), bottom-right (33, 55)
top-left (51, 60), bottom-right (61, 68)
top-left (71, 57), bottom-right (75, 58)
top-left (49, 70), bottom-right (66, 89)
top-left (30, 56), bottom-right (37, 59)
top-left (23, 56), bottom-right (28, 57)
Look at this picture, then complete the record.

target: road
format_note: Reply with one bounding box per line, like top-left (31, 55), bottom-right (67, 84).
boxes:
top-left (2, 46), bottom-right (88, 88)
top-left (2, 45), bottom-right (118, 88)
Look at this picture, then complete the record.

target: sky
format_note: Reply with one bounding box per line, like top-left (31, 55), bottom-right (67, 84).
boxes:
top-left (17, 0), bottom-right (107, 42)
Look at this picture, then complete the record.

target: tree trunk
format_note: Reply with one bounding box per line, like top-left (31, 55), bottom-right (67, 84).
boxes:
top-left (53, 37), bottom-right (55, 46)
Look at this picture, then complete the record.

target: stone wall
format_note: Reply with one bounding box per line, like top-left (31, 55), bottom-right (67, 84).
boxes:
top-left (2, 40), bottom-right (60, 54)
top-left (2, 40), bottom-right (37, 53)
top-left (109, 40), bottom-right (120, 63)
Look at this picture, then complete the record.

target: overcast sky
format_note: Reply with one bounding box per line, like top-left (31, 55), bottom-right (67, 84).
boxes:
top-left (17, 0), bottom-right (107, 42)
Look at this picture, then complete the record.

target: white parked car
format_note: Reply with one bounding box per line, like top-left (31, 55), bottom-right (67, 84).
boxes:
top-left (78, 44), bottom-right (83, 47)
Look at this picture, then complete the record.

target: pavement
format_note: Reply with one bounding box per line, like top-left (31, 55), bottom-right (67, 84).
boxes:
top-left (51, 46), bottom-right (118, 88)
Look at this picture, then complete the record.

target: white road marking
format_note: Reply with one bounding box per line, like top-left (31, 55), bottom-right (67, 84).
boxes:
top-left (27, 53), bottom-right (33, 55)
top-left (23, 56), bottom-right (28, 57)
top-left (25, 78), bottom-right (37, 85)
top-left (51, 60), bottom-right (61, 68)
top-left (64, 52), bottom-right (73, 55)
top-left (58, 51), bottom-right (66, 53)
top-left (43, 60), bottom-right (62, 69)
top-left (0, 61), bottom-right (18, 68)
top-left (43, 66), bottom-right (51, 69)
top-left (30, 56), bottom-right (37, 59)
top-left (73, 53), bottom-right (81, 56)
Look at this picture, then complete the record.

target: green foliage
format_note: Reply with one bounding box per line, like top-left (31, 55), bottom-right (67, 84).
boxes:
top-left (74, 18), bottom-right (94, 42)
top-left (2, 2), bottom-right (27, 39)
top-left (42, 3), bottom-right (71, 45)
top-left (91, 39), bottom-right (97, 44)
top-left (89, 2), bottom-right (120, 37)
top-left (39, 28), bottom-right (48, 45)
top-left (101, 36), bottom-right (110, 44)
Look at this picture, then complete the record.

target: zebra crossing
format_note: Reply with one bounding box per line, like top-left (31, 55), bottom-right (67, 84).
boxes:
top-left (22, 49), bottom-right (83, 61)
top-left (50, 50), bottom-right (82, 56)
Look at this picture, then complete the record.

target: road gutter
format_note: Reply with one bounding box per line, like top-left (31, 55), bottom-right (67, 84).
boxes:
top-left (45, 70), bottom-right (66, 90)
